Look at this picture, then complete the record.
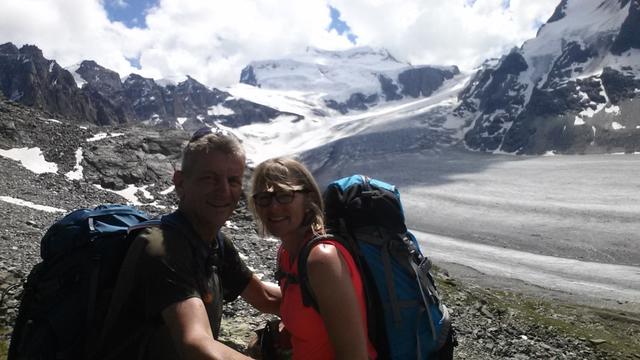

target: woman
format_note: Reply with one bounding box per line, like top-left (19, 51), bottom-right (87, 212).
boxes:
top-left (249, 157), bottom-right (376, 360)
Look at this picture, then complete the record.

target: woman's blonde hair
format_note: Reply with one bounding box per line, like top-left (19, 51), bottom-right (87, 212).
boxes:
top-left (249, 157), bottom-right (325, 237)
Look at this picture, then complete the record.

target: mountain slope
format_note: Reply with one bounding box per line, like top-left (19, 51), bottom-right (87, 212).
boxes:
top-left (458, 0), bottom-right (640, 154)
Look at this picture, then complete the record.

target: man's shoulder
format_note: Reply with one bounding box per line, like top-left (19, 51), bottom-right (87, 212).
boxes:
top-left (136, 224), bottom-right (192, 260)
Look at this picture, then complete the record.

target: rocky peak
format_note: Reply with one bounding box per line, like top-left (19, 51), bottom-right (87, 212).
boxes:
top-left (239, 65), bottom-right (258, 86)
top-left (175, 75), bottom-right (208, 95)
top-left (459, 0), bottom-right (640, 154)
top-left (545, 0), bottom-right (569, 24)
top-left (124, 73), bottom-right (157, 89)
top-left (0, 43), bottom-right (86, 120)
top-left (122, 73), bottom-right (166, 121)
top-left (18, 44), bottom-right (44, 59)
top-left (76, 60), bottom-right (123, 95)
top-left (0, 42), bottom-right (19, 55)
top-left (76, 60), bottom-right (122, 96)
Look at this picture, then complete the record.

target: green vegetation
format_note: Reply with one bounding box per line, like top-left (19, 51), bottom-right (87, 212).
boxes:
top-left (1, 328), bottom-right (8, 360)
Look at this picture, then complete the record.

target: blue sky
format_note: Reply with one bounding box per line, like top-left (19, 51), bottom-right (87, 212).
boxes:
top-left (0, 0), bottom-right (559, 87)
top-left (328, 6), bottom-right (357, 44)
top-left (104, 0), bottom-right (158, 28)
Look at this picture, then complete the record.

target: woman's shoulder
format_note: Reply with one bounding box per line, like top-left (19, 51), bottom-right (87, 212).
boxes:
top-left (306, 239), bottom-right (348, 274)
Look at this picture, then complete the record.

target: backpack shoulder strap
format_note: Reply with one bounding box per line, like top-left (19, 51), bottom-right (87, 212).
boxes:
top-left (296, 234), bottom-right (341, 312)
top-left (88, 215), bottom-right (200, 358)
top-left (90, 220), bottom-right (161, 359)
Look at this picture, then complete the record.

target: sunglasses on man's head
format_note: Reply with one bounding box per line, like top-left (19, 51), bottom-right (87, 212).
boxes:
top-left (190, 126), bottom-right (232, 142)
top-left (252, 190), bottom-right (305, 207)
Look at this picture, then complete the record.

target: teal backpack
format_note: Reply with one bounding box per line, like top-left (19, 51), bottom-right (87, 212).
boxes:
top-left (282, 175), bottom-right (455, 359)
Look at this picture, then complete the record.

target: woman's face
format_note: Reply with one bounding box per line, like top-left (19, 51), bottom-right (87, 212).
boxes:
top-left (254, 185), bottom-right (308, 241)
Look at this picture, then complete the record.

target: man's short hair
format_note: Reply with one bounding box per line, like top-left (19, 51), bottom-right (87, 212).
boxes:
top-left (180, 127), bottom-right (246, 176)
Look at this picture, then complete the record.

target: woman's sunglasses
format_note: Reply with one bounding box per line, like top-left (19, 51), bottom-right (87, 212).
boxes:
top-left (252, 190), bottom-right (305, 207)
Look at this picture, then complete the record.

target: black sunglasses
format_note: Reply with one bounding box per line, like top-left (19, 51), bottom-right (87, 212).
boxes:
top-left (190, 126), bottom-right (232, 142)
top-left (252, 190), bottom-right (305, 207)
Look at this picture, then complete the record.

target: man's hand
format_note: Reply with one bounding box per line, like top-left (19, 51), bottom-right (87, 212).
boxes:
top-left (241, 275), bottom-right (282, 315)
top-left (162, 297), bottom-right (253, 360)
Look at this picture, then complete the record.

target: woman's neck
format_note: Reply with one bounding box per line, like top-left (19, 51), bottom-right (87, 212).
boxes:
top-left (280, 227), bottom-right (313, 260)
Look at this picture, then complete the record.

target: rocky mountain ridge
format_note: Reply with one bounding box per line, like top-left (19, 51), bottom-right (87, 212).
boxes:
top-left (0, 43), bottom-right (299, 129)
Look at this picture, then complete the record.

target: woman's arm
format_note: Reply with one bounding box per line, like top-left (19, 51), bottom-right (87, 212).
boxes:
top-left (241, 275), bottom-right (282, 315)
top-left (306, 243), bottom-right (369, 360)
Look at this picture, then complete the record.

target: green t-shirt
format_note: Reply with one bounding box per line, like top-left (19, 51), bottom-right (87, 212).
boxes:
top-left (97, 213), bottom-right (252, 359)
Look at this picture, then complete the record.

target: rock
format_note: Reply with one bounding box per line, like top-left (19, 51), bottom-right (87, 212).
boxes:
top-left (481, 305), bottom-right (494, 318)
top-left (588, 338), bottom-right (607, 345)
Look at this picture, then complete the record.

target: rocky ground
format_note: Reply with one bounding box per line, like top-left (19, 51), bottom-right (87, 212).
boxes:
top-left (0, 96), bottom-right (639, 359)
top-left (5, 198), bottom-right (640, 360)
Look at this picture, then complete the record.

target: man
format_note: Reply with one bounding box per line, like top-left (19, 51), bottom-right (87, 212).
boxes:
top-left (97, 127), bottom-right (281, 359)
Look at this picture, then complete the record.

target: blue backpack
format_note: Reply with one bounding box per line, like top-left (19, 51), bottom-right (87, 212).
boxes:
top-left (292, 175), bottom-right (453, 359)
top-left (8, 204), bottom-right (152, 360)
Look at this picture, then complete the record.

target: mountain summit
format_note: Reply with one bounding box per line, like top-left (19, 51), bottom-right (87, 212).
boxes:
top-left (240, 46), bottom-right (460, 114)
top-left (458, 0), bottom-right (640, 154)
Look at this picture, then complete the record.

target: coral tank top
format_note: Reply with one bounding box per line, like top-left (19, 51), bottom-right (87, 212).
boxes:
top-left (278, 239), bottom-right (377, 360)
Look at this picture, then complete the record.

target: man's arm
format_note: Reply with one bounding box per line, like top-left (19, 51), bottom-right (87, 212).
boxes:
top-left (240, 275), bottom-right (282, 315)
top-left (162, 297), bottom-right (252, 360)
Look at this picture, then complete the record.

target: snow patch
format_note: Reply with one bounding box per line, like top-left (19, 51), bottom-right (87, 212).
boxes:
top-left (207, 104), bottom-right (235, 116)
top-left (41, 118), bottom-right (62, 124)
top-left (87, 132), bottom-right (124, 142)
top-left (93, 184), bottom-right (166, 209)
top-left (177, 117), bottom-right (188, 125)
top-left (542, 151), bottom-right (557, 156)
top-left (66, 63), bottom-right (87, 88)
top-left (160, 185), bottom-right (175, 195)
top-left (574, 116), bottom-right (585, 126)
top-left (604, 105), bottom-right (620, 115)
top-left (0, 147), bottom-right (58, 174)
top-left (0, 196), bottom-right (65, 213)
top-left (224, 220), bottom-right (239, 230)
top-left (65, 147), bottom-right (84, 180)
top-left (611, 122), bottom-right (625, 130)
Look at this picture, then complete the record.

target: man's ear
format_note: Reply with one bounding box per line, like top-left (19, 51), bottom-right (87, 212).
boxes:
top-left (173, 170), bottom-right (185, 199)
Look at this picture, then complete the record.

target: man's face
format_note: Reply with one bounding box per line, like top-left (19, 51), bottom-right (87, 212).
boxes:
top-left (174, 150), bottom-right (245, 234)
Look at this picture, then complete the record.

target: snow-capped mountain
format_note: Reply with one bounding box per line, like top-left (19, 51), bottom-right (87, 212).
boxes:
top-left (240, 46), bottom-right (460, 115)
top-left (458, 0), bottom-right (640, 154)
top-left (1, 0), bottom-right (638, 157)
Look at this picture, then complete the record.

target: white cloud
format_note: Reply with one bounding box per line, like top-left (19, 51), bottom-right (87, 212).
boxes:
top-left (328, 0), bottom-right (559, 69)
top-left (0, 0), bottom-right (559, 87)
